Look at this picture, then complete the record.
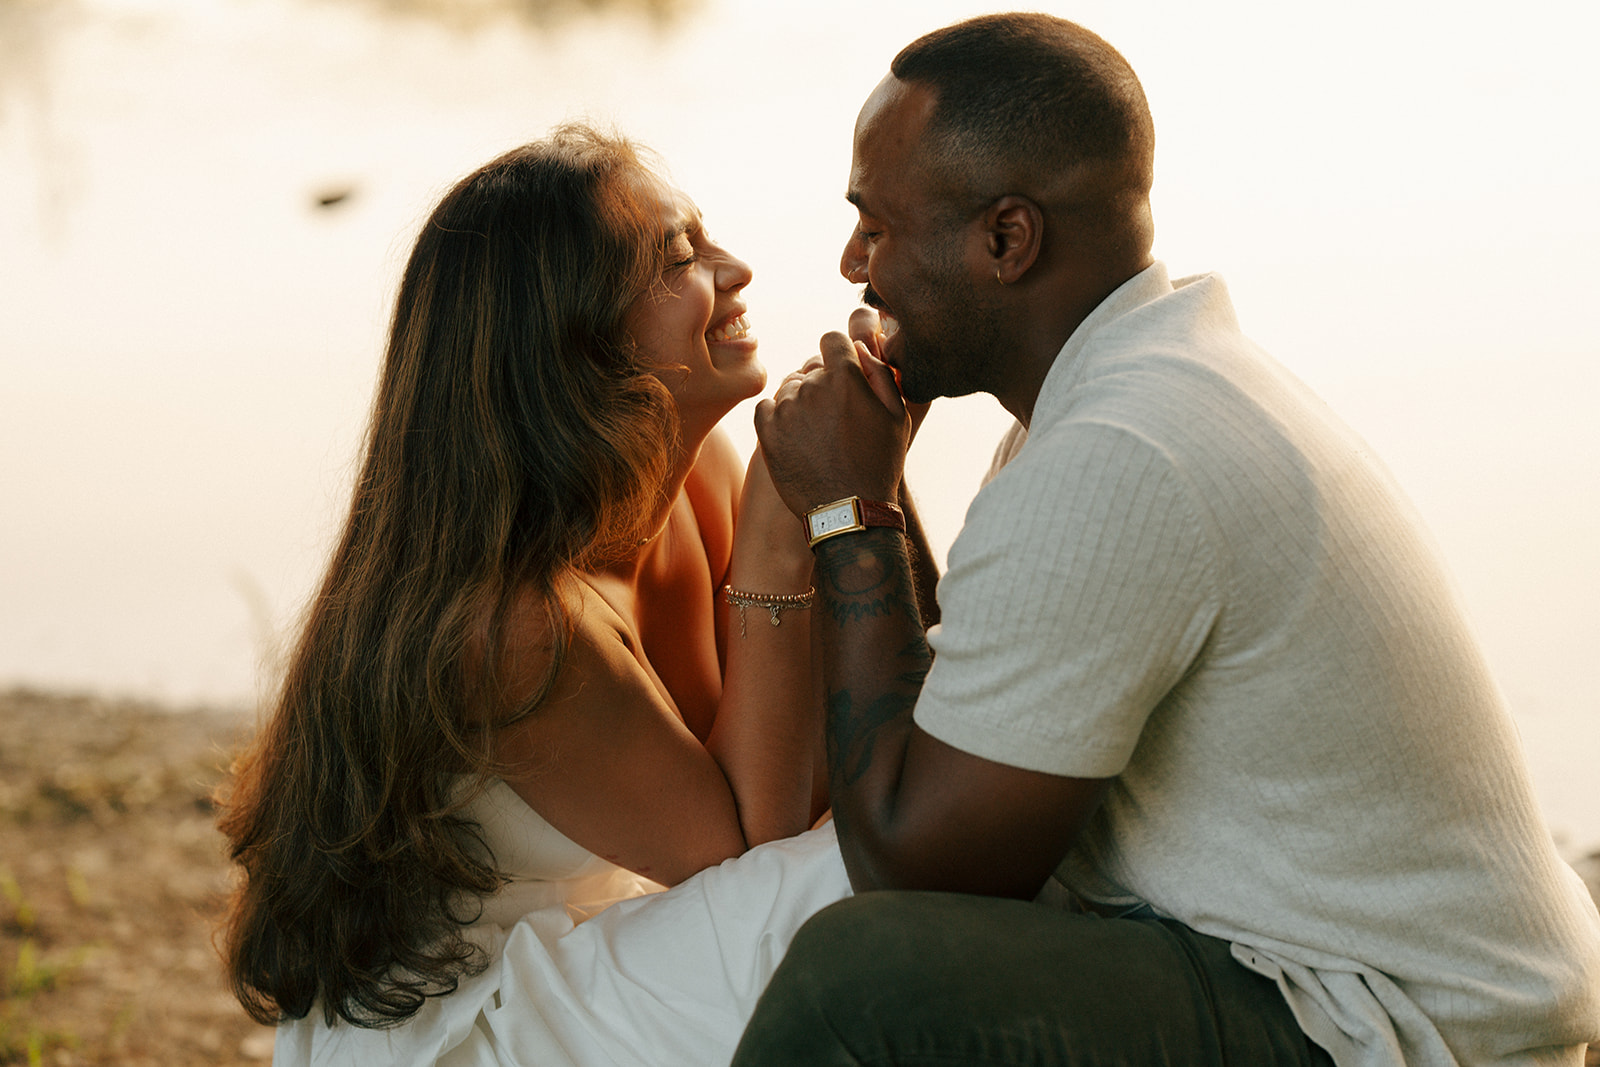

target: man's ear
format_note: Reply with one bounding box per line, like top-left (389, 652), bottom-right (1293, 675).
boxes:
top-left (984, 195), bottom-right (1043, 284)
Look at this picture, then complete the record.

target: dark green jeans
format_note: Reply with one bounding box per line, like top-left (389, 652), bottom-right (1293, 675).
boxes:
top-left (732, 892), bottom-right (1334, 1066)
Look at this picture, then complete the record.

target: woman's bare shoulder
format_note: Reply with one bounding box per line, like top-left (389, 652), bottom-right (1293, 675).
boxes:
top-left (465, 579), bottom-right (633, 724)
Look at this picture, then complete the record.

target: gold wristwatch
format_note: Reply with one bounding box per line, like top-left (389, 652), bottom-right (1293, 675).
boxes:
top-left (803, 496), bottom-right (906, 548)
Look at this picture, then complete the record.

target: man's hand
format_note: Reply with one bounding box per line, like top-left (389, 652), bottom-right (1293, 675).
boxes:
top-left (847, 308), bottom-right (931, 442)
top-left (755, 331), bottom-right (911, 519)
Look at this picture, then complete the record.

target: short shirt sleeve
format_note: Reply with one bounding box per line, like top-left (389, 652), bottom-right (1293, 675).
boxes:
top-left (915, 419), bottom-right (1220, 779)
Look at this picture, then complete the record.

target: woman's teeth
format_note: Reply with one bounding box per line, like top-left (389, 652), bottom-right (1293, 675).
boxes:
top-left (707, 314), bottom-right (751, 343)
top-left (880, 312), bottom-right (900, 339)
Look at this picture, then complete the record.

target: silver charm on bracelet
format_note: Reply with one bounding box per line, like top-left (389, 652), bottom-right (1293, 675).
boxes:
top-left (722, 585), bottom-right (815, 638)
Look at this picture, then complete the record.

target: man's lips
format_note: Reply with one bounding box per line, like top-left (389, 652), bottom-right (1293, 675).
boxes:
top-left (861, 287), bottom-right (900, 343)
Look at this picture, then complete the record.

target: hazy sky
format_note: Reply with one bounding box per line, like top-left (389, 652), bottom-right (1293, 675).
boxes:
top-left (2, 0), bottom-right (1596, 844)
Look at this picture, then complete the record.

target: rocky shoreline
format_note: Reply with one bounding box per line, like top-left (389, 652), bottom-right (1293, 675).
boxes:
top-left (1, 687), bottom-right (1596, 1065)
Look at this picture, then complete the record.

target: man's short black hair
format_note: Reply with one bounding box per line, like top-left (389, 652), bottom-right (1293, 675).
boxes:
top-left (891, 13), bottom-right (1154, 204)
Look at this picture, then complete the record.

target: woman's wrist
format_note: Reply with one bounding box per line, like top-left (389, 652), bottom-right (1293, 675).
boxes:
top-left (731, 447), bottom-right (814, 585)
top-left (733, 504), bottom-right (812, 565)
top-left (726, 548), bottom-right (814, 592)
top-left (722, 583), bottom-right (815, 638)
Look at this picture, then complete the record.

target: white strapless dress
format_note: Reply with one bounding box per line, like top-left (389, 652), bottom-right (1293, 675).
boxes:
top-left (273, 779), bottom-right (852, 1066)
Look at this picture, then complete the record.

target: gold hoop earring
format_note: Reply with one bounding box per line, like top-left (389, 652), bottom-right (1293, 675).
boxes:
top-left (996, 267), bottom-right (1006, 285)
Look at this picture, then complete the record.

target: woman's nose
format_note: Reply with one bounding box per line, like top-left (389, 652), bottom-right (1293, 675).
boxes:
top-left (717, 249), bottom-right (753, 291)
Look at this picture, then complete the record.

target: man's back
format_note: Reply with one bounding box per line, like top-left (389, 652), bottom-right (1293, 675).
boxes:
top-left (920, 263), bottom-right (1600, 1063)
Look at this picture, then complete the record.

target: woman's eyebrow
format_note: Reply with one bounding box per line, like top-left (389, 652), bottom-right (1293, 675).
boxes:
top-left (662, 212), bottom-right (698, 244)
top-left (661, 195), bottom-right (701, 243)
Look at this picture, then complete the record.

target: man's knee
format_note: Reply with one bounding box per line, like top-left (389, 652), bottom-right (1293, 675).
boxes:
top-left (781, 892), bottom-right (930, 976)
top-left (733, 893), bottom-right (974, 1065)
top-left (739, 893), bottom-right (1329, 1066)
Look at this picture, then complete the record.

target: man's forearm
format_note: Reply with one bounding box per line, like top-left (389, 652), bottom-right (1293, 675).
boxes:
top-left (812, 527), bottom-right (930, 889)
top-left (896, 481), bottom-right (940, 630)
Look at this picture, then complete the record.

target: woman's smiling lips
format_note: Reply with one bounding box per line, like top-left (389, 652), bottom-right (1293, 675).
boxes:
top-left (707, 309), bottom-right (752, 343)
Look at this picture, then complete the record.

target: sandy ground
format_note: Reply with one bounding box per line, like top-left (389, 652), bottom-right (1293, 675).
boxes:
top-left (2, 686), bottom-right (1597, 1065)
top-left (0, 689), bottom-right (272, 1065)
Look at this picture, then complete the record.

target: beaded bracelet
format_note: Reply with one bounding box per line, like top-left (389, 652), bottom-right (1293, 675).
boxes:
top-left (722, 585), bottom-right (816, 638)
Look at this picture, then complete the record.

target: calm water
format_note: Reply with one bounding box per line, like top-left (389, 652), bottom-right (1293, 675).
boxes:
top-left (2, 0), bottom-right (1596, 849)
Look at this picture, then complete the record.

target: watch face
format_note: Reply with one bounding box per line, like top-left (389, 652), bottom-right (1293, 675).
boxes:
top-left (809, 500), bottom-right (861, 539)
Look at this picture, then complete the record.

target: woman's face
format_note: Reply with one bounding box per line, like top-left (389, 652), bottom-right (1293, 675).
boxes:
top-left (625, 186), bottom-right (764, 437)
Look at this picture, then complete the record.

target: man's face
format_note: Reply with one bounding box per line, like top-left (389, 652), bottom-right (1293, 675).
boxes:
top-left (840, 78), bottom-right (997, 405)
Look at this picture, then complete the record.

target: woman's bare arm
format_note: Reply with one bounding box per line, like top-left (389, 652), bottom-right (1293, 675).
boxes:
top-left (485, 430), bottom-right (818, 885)
top-left (487, 592), bottom-right (757, 886)
top-left (702, 443), bottom-right (820, 843)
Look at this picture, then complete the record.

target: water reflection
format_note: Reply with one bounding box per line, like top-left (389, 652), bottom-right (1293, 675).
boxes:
top-left (0, 0), bottom-right (698, 235)
top-left (330, 0), bottom-right (698, 30)
top-left (0, 1), bottom-right (72, 121)
top-left (0, 0), bottom-right (83, 234)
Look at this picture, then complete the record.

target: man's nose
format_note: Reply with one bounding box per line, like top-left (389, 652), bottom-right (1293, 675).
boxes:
top-left (839, 231), bottom-right (867, 283)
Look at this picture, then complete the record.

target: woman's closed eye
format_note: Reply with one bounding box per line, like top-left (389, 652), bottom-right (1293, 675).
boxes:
top-left (663, 231), bottom-right (698, 271)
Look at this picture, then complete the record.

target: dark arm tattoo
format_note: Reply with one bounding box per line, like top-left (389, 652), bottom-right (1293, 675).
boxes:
top-left (813, 529), bottom-right (933, 801)
top-left (814, 529), bottom-right (924, 629)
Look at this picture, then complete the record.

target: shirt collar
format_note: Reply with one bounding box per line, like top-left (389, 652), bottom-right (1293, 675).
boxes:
top-left (1028, 261), bottom-right (1173, 430)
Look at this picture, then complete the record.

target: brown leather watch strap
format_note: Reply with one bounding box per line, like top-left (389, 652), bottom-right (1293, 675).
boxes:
top-left (855, 498), bottom-right (907, 534)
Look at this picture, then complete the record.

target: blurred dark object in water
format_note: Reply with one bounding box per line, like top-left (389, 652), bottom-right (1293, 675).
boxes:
top-left (312, 185), bottom-right (357, 210)
top-left (334, 0), bottom-right (699, 31)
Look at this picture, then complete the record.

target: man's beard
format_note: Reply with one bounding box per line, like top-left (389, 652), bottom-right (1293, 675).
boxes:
top-left (894, 283), bottom-right (1001, 405)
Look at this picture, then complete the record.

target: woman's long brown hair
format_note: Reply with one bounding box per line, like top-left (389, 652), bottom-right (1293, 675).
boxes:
top-left (216, 125), bottom-right (678, 1028)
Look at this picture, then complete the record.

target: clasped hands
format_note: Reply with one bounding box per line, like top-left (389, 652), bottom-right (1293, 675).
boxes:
top-left (755, 309), bottom-right (927, 521)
